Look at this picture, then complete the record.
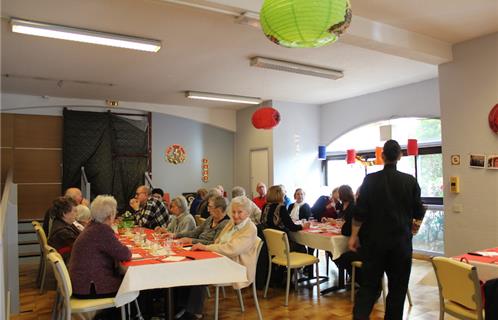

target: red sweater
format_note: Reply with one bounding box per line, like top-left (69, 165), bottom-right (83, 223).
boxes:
top-left (253, 196), bottom-right (267, 210)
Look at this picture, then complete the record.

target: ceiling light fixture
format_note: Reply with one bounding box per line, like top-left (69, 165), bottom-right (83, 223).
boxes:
top-left (10, 18), bottom-right (162, 52)
top-left (186, 91), bottom-right (262, 105)
top-left (250, 56), bottom-right (344, 80)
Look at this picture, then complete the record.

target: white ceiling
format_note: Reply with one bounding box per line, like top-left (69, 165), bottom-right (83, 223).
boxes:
top-left (1, 0), bottom-right (497, 110)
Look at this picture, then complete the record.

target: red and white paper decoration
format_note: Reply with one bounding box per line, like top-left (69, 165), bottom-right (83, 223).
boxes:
top-left (201, 158), bottom-right (209, 183)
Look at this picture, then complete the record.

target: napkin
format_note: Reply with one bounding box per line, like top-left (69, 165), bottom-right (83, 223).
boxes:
top-left (162, 256), bottom-right (186, 262)
top-left (476, 251), bottom-right (498, 257)
top-left (131, 253), bottom-right (142, 259)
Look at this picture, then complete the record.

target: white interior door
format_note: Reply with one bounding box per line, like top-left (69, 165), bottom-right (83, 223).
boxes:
top-left (250, 149), bottom-right (269, 199)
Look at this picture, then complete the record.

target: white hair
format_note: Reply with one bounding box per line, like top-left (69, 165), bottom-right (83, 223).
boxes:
top-left (230, 196), bottom-right (252, 213)
top-left (231, 186), bottom-right (246, 198)
top-left (90, 195), bottom-right (117, 223)
top-left (171, 195), bottom-right (188, 213)
top-left (75, 205), bottom-right (91, 223)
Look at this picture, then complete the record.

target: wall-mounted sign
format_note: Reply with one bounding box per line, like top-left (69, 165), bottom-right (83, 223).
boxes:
top-left (202, 158), bottom-right (209, 183)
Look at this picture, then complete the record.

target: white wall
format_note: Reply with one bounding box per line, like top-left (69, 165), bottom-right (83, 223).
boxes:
top-left (151, 112), bottom-right (234, 198)
top-left (320, 78), bottom-right (440, 145)
top-left (234, 106), bottom-right (273, 198)
top-left (1, 93), bottom-right (236, 132)
top-left (439, 33), bottom-right (498, 256)
top-left (272, 101), bottom-right (322, 203)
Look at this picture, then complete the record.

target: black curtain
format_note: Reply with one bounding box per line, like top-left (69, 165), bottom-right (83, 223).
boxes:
top-left (63, 109), bottom-right (148, 211)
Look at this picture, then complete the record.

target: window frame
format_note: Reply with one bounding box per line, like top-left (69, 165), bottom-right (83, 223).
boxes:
top-left (323, 145), bottom-right (443, 205)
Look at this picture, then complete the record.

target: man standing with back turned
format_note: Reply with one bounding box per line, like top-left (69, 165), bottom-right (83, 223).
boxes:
top-left (349, 140), bottom-right (425, 320)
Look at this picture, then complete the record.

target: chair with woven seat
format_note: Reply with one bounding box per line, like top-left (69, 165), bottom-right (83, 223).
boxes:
top-left (432, 256), bottom-right (484, 320)
top-left (47, 252), bottom-right (142, 320)
top-left (350, 261), bottom-right (413, 306)
top-left (263, 229), bottom-right (319, 306)
top-left (213, 238), bottom-right (264, 320)
top-left (33, 223), bottom-right (51, 293)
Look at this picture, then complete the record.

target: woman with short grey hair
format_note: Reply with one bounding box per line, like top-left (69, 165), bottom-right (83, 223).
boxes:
top-left (156, 196), bottom-right (195, 236)
top-left (69, 195), bottom-right (131, 300)
top-left (73, 205), bottom-right (91, 231)
top-left (91, 195), bottom-right (117, 223)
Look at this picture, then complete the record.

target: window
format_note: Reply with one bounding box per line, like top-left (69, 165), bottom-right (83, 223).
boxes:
top-left (325, 117), bottom-right (444, 254)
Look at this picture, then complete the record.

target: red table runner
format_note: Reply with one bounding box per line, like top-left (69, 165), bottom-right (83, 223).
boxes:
top-left (454, 247), bottom-right (498, 264)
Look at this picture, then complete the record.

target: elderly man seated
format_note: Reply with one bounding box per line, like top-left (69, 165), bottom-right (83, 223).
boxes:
top-left (130, 185), bottom-right (169, 229)
top-left (227, 186), bottom-right (261, 224)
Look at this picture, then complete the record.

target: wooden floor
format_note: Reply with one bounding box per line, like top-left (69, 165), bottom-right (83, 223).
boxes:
top-left (12, 255), bottom-right (457, 320)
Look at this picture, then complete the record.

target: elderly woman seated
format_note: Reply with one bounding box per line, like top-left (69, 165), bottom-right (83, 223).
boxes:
top-left (47, 197), bottom-right (80, 263)
top-left (73, 204), bottom-right (91, 231)
top-left (193, 195), bottom-right (258, 286)
top-left (69, 195), bottom-right (131, 300)
top-left (174, 195), bottom-right (230, 245)
top-left (155, 196), bottom-right (195, 235)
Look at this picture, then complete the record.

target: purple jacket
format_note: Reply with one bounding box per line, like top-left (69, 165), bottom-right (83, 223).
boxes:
top-left (69, 221), bottom-right (131, 296)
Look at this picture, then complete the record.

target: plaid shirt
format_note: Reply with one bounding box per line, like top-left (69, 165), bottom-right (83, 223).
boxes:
top-left (134, 198), bottom-right (169, 229)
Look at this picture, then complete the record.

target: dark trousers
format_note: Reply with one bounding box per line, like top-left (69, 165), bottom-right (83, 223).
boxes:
top-left (175, 285), bottom-right (206, 315)
top-left (353, 235), bottom-right (412, 320)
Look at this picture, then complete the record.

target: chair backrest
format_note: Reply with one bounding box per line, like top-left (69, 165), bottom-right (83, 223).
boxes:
top-left (263, 229), bottom-right (290, 263)
top-left (194, 215), bottom-right (206, 227)
top-left (34, 225), bottom-right (49, 256)
top-left (432, 256), bottom-right (483, 313)
top-left (47, 252), bottom-right (73, 301)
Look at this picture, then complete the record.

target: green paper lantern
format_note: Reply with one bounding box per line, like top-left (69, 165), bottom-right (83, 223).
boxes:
top-left (260, 0), bottom-right (352, 48)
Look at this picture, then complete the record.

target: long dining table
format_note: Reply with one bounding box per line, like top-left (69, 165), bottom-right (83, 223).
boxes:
top-left (290, 222), bottom-right (350, 294)
top-left (453, 246), bottom-right (498, 282)
top-left (114, 228), bottom-right (247, 319)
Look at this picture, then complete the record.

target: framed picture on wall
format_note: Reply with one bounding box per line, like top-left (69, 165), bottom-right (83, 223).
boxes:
top-left (487, 155), bottom-right (498, 169)
top-left (469, 154), bottom-right (486, 168)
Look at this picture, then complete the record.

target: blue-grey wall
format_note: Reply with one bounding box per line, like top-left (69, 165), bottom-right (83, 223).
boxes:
top-left (151, 112), bottom-right (234, 197)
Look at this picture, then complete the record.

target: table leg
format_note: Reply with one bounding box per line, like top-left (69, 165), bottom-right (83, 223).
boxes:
top-left (166, 288), bottom-right (174, 320)
top-left (320, 266), bottom-right (346, 295)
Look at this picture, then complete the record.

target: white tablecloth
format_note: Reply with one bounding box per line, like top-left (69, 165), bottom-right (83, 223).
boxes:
top-left (115, 255), bottom-right (247, 307)
top-left (289, 231), bottom-right (349, 260)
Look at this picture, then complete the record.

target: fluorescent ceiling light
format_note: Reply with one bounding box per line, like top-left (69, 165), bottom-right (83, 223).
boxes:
top-left (10, 18), bottom-right (161, 52)
top-left (250, 56), bottom-right (343, 80)
top-left (186, 91), bottom-right (262, 105)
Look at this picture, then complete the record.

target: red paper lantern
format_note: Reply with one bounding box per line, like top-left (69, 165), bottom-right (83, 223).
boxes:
top-left (407, 139), bottom-right (418, 156)
top-left (489, 103), bottom-right (498, 133)
top-left (252, 107), bottom-right (281, 129)
top-left (346, 149), bottom-right (356, 164)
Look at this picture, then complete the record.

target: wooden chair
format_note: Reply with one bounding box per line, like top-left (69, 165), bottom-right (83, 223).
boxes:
top-left (350, 261), bottom-right (412, 306)
top-left (47, 252), bottom-right (130, 320)
top-left (213, 238), bottom-right (264, 320)
top-left (432, 256), bottom-right (484, 320)
top-left (33, 223), bottom-right (51, 293)
top-left (263, 229), bottom-right (319, 306)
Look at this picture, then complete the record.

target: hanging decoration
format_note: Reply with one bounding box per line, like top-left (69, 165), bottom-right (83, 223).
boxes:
top-left (407, 139), bottom-right (419, 156)
top-left (252, 107), bottom-right (281, 129)
top-left (318, 145), bottom-right (326, 160)
top-left (346, 149), bottom-right (356, 164)
top-left (489, 103), bottom-right (498, 134)
top-left (375, 147), bottom-right (384, 165)
top-left (165, 144), bottom-right (187, 164)
top-left (260, 0), bottom-right (352, 48)
top-left (201, 158), bottom-right (209, 183)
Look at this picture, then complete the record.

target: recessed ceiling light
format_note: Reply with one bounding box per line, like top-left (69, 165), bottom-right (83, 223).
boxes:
top-left (186, 91), bottom-right (262, 105)
top-left (10, 18), bottom-right (162, 52)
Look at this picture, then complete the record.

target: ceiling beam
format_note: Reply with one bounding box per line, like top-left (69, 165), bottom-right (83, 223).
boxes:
top-left (161, 0), bottom-right (452, 65)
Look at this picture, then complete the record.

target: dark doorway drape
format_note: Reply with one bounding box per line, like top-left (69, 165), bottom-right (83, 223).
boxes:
top-left (63, 109), bottom-right (149, 211)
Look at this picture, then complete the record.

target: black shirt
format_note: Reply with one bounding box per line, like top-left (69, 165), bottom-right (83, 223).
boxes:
top-left (261, 203), bottom-right (303, 232)
top-left (353, 163), bottom-right (425, 242)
